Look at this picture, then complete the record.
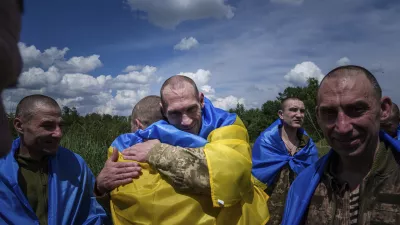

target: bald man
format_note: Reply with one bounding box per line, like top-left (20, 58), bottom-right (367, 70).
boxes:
top-left (283, 65), bottom-right (400, 225)
top-left (0, 94), bottom-right (110, 225)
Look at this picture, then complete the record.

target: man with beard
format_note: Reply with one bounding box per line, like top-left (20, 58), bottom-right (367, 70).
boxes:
top-left (0, 94), bottom-right (110, 224)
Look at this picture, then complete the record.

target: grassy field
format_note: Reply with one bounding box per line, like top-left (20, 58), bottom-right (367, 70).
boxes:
top-left (60, 123), bottom-right (330, 176)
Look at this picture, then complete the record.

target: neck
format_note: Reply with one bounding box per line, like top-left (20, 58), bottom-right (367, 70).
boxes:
top-left (336, 138), bottom-right (379, 189)
top-left (281, 123), bottom-right (299, 144)
top-left (18, 142), bottom-right (46, 161)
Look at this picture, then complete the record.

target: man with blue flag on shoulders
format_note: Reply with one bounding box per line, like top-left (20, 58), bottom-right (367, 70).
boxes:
top-left (251, 97), bottom-right (319, 225)
top-left (96, 75), bottom-right (270, 225)
top-left (282, 65), bottom-right (400, 225)
top-left (0, 94), bottom-right (110, 225)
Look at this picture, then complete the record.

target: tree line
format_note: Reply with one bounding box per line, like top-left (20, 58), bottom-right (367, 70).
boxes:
top-left (7, 78), bottom-right (326, 175)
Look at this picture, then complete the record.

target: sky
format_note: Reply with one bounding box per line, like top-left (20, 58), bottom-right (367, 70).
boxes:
top-left (3, 0), bottom-right (400, 116)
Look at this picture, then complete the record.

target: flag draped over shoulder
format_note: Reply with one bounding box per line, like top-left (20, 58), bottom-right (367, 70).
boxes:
top-left (281, 131), bottom-right (400, 225)
top-left (252, 119), bottom-right (319, 187)
top-left (109, 97), bottom-right (270, 225)
top-left (0, 138), bottom-right (109, 225)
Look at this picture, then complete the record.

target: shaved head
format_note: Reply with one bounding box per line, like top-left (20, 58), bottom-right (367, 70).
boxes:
top-left (160, 75), bottom-right (199, 108)
top-left (131, 95), bottom-right (165, 130)
top-left (319, 65), bottom-right (382, 102)
top-left (16, 94), bottom-right (60, 122)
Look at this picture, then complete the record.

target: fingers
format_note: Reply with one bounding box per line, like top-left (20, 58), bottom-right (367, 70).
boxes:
top-left (122, 155), bottom-right (141, 161)
top-left (110, 147), bottom-right (119, 162)
top-left (116, 171), bottom-right (141, 180)
top-left (113, 161), bottom-right (140, 168)
top-left (122, 149), bottom-right (136, 156)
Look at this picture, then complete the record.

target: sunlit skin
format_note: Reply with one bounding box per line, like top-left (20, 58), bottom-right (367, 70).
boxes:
top-left (161, 83), bottom-right (204, 135)
top-left (14, 104), bottom-right (63, 160)
top-left (0, 0), bottom-right (23, 157)
top-left (316, 73), bottom-right (391, 159)
top-left (279, 99), bottom-right (305, 129)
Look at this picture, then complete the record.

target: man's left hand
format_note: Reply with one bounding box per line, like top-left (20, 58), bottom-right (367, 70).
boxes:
top-left (122, 139), bottom-right (161, 162)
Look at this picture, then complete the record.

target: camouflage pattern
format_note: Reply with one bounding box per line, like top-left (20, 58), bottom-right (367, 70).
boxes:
top-left (148, 143), bottom-right (211, 195)
top-left (265, 133), bottom-right (309, 225)
top-left (305, 141), bottom-right (400, 225)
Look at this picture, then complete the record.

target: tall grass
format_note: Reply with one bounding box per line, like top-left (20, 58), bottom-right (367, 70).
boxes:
top-left (9, 114), bottom-right (330, 176)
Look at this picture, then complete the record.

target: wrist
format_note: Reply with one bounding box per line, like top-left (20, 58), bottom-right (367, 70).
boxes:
top-left (94, 181), bottom-right (108, 196)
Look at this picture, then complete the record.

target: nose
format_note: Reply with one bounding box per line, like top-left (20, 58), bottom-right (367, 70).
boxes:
top-left (52, 125), bottom-right (63, 139)
top-left (334, 111), bottom-right (353, 135)
top-left (181, 114), bottom-right (193, 127)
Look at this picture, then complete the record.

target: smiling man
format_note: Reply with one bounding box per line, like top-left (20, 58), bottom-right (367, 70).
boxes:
top-left (251, 97), bottom-right (319, 225)
top-left (0, 94), bottom-right (109, 225)
top-left (282, 65), bottom-right (400, 225)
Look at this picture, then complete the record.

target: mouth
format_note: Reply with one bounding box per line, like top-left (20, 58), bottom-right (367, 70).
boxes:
top-left (334, 137), bottom-right (361, 146)
top-left (44, 139), bottom-right (60, 145)
top-left (181, 124), bottom-right (196, 132)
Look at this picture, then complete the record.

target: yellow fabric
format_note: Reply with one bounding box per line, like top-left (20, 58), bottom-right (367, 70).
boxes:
top-left (109, 116), bottom-right (270, 225)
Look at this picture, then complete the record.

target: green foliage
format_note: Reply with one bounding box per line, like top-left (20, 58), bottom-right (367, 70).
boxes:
top-left (7, 77), bottom-right (328, 176)
top-left (230, 78), bottom-right (324, 143)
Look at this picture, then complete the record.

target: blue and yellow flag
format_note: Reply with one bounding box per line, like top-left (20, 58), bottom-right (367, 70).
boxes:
top-left (281, 131), bottom-right (400, 225)
top-left (252, 119), bottom-right (319, 187)
top-left (109, 97), bottom-right (270, 225)
top-left (0, 138), bottom-right (109, 225)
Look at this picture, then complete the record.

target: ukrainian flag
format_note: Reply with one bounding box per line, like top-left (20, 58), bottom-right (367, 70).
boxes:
top-left (108, 98), bottom-right (269, 225)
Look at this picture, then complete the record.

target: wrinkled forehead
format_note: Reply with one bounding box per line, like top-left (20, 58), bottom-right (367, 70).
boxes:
top-left (317, 74), bottom-right (376, 105)
top-left (29, 104), bottom-right (62, 121)
top-left (163, 84), bottom-right (197, 104)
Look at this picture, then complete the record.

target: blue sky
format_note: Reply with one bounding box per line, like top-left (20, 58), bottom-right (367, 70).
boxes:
top-left (3, 0), bottom-right (400, 115)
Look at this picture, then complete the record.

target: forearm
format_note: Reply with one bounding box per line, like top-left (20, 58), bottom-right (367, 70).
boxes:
top-left (148, 143), bottom-right (211, 195)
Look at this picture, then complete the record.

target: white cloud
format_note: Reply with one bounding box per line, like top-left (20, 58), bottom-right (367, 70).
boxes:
top-left (284, 61), bottom-right (324, 86)
top-left (4, 43), bottom-right (159, 116)
top-left (174, 37), bottom-right (199, 51)
top-left (18, 43), bottom-right (102, 73)
top-left (200, 85), bottom-right (215, 94)
top-left (111, 66), bottom-right (157, 89)
top-left (62, 55), bottom-right (103, 73)
top-left (123, 65), bottom-right (143, 72)
top-left (125, 0), bottom-right (235, 28)
top-left (336, 57), bottom-right (351, 66)
top-left (18, 66), bottom-right (62, 89)
top-left (176, 69), bottom-right (245, 109)
top-left (270, 0), bottom-right (304, 5)
top-left (179, 69), bottom-right (211, 87)
top-left (212, 95), bottom-right (245, 110)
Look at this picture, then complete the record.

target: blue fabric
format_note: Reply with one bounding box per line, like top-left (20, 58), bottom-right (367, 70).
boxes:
top-left (111, 97), bottom-right (237, 151)
top-left (251, 119), bottom-right (319, 186)
top-left (397, 125), bottom-right (400, 140)
top-left (0, 138), bottom-right (110, 225)
top-left (282, 131), bottom-right (400, 225)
